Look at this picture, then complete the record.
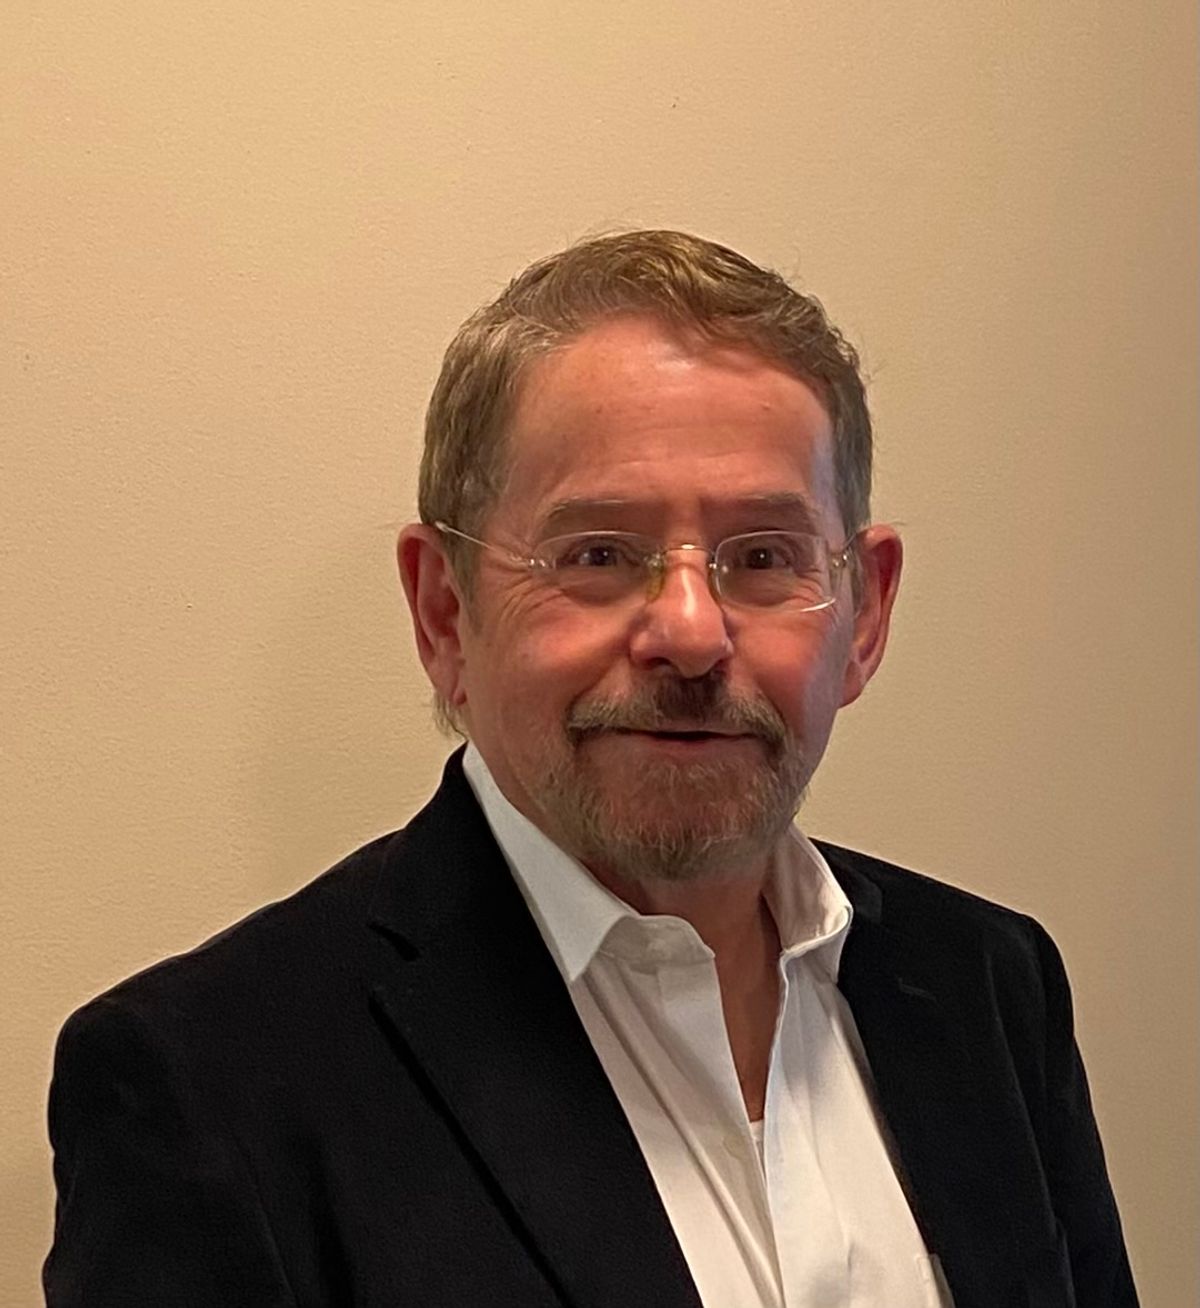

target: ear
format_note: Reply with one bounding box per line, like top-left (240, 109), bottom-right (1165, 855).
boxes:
top-left (840, 525), bottom-right (903, 707)
top-left (397, 524), bottom-right (469, 715)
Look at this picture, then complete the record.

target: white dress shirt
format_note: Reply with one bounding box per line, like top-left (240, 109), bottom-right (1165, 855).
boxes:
top-left (463, 745), bottom-right (952, 1308)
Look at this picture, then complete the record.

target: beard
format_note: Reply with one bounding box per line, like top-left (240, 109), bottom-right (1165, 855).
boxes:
top-left (532, 672), bottom-right (811, 886)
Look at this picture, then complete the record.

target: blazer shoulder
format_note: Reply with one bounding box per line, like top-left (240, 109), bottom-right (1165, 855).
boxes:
top-left (59, 826), bottom-right (410, 1037)
top-left (813, 837), bottom-right (1052, 962)
top-left (56, 754), bottom-right (487, 1041)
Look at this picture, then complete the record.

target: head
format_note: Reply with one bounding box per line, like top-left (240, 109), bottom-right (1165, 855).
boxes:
top-left (418, 229), bottom-right (874, 597)
top-left (400, 231), bottom-right (901, 890)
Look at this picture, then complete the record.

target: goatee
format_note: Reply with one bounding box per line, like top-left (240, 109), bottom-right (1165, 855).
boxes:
top-left (537, 673), bottom-right (810, 886)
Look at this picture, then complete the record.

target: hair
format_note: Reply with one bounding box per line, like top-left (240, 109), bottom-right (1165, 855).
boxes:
top-left (418, 229), bottom-right (874, 586)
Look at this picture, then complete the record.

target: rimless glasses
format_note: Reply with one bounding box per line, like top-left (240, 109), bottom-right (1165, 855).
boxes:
top-left (434, 522), bottom-right (856, 612)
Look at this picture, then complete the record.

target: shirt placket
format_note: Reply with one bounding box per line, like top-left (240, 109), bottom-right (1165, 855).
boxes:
top-left (653, 939), bottom-right (783, 1307)
top-left (765, 954), bottom-right (851, 1306)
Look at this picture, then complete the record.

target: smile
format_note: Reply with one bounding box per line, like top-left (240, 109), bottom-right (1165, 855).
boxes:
top-left (604, 727), bottom-right (760, 749)
top-left (609, 725), bottom-right (748, 738)
top-left (644, 730), bottom-right (738, 741)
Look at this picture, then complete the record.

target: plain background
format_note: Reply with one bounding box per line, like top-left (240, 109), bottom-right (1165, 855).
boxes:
top-left (3, 2), bottom-right (1196, 1303)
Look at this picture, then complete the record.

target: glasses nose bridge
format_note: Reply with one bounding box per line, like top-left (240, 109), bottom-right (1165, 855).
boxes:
top-left (646, 541), bottom-right (722, 601)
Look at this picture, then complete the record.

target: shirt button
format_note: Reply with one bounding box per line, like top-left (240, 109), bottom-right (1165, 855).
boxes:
top-left (722, 1132), bottom-right (744, 1157)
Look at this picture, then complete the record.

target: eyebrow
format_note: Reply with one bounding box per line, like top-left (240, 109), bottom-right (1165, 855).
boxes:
top-left (538, 492), bottom-right (825, 536)
top-left (724, 492), bottom-right (824, 533)
top-left (539, 499), bottom-right (638, 533)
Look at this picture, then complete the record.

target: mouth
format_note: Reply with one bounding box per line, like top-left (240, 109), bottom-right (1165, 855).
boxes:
top-left (608, 726), bottom-right (756, 745)
top-left (648, 730), bottom-right (723, 741)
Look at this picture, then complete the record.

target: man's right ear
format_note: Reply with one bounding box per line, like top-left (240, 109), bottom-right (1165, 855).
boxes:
top-left (397, 524), bottom-right (468, 716)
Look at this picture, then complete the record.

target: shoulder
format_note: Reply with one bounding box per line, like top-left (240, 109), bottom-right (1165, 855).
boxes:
top-left (816, 838), bottom-right (1046, 937)
top-left (58, 827), bottom-right (409, 1046)
top-left (814, 839), bottom-right (1065, 1001)
top-left (57, 752), bottom-right (489, 1045)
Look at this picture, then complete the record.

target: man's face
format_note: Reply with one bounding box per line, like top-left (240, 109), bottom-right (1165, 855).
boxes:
top-left (426, 316), bottom-right (894, 886)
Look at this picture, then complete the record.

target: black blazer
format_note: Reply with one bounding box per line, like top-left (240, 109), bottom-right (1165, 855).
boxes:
top-left (45, 750), bottom-right (1137, 1307)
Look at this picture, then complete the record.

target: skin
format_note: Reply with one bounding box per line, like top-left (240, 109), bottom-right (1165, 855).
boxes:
top-left (400, 315), bottom-right (902, 1116)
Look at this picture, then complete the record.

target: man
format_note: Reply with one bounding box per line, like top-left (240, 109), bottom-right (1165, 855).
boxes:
top-left (45, 230), bottom-right (1137, 1306)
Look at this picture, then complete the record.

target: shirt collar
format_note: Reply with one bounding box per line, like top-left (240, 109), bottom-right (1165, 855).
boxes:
top-left (462, 743), bottom-right (853, 984)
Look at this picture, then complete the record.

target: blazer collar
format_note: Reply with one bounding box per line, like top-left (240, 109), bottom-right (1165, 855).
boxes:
top-left (365, 748), bottom-right (703, 1308)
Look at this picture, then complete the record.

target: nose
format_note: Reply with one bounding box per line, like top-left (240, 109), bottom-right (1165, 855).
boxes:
top-left (628, 551), bottom-right (734, 679)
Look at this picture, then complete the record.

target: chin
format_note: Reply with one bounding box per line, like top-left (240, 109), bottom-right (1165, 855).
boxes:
top-left (536, 752), bottom-right (810, 886)
top-left (583, 825), bottom-right (787, 887)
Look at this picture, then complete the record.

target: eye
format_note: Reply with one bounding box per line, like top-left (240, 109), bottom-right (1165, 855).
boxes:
top-left (544, 534), bottom-right (646, 570)
top-left (724, 532), bottom-right (817, 573)
top-left (742, 544), bottom-right (787, 571)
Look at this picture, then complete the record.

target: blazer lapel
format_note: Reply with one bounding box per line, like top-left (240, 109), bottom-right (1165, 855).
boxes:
top-left (821, 843), bottom-right (1060, 1308)
top-left (365, 753), bottom-right (703, 1308)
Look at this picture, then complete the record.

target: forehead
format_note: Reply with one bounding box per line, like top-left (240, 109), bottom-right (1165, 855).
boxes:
top-left (497, 316), bottom-right (840, 535)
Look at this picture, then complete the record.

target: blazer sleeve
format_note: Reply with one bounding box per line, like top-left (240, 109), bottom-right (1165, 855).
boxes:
top-left (1031, 921), bottom-right (1139, 1306)
top-left (44, 994), bottom-right (297, 1308)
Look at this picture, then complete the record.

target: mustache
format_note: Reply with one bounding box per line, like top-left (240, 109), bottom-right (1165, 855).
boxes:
top-left (565, 675), bottom-right (788, 748)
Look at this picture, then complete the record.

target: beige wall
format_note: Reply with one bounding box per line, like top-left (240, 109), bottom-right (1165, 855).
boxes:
top-left (3, 2), bottom-right (1196, 1302)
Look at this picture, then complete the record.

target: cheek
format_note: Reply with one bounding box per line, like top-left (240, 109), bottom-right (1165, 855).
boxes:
top-left (518, 608), bottom-right (628, 687)
top-left (474, 609), bottom-right (625, 726)
top-left (744, 622), bottom-right (852, 736)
